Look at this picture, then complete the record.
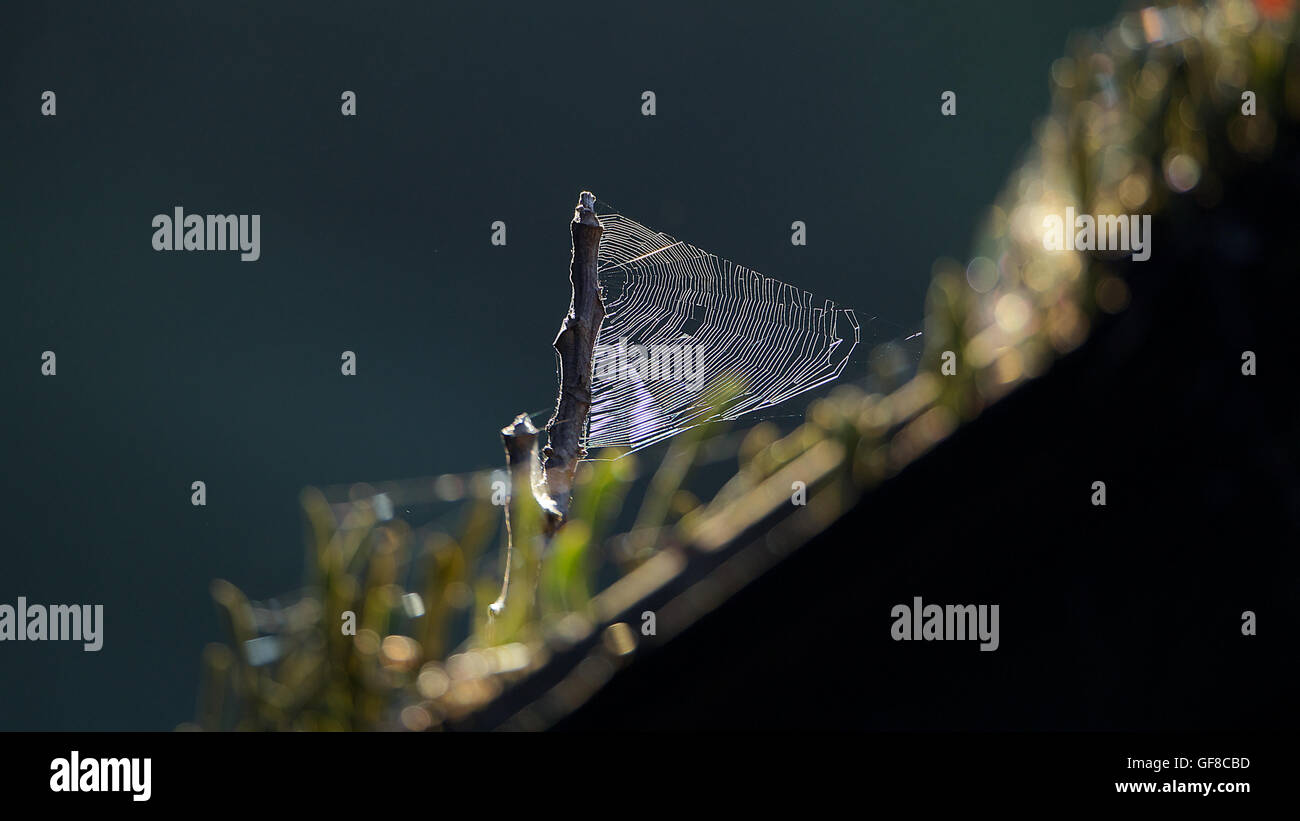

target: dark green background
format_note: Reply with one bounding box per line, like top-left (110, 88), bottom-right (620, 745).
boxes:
top-left (1, 1), bottom-right (1115, 729)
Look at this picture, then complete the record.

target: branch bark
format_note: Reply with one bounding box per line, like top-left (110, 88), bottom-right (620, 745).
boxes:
top-left (542, 191), bottom-right (605, 525)
top-left (488, 414), bottom-right (543, 624)
top-left (492, 191), bottom-right (604, 626)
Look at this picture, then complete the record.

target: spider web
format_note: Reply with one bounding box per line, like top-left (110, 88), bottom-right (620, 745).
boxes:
top-left (584, 208), bottom-right (872, 455)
